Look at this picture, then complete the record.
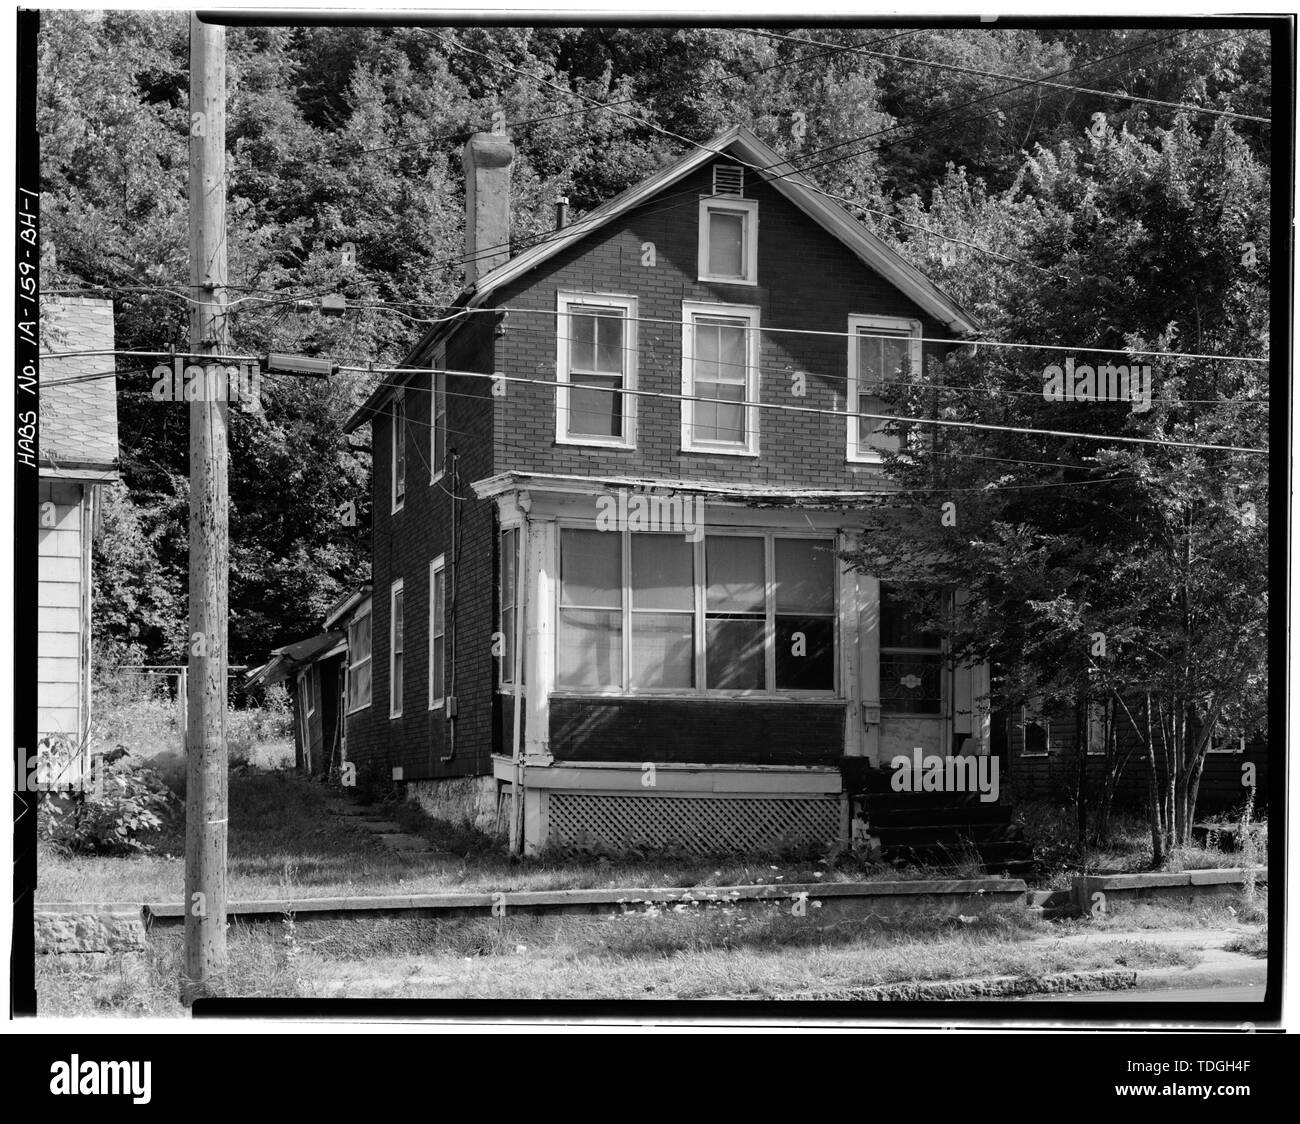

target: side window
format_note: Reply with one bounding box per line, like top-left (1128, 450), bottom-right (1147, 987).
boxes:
top-left (431, 351), bottom-right (446, 483)
top-left (1022, 698), bottom-right (1051, 756)
top-left (391, 390), bottom-right (406, 512)
top-left (429, 557), bottom-right (446, 709)
top-left (346, 609), bottom-right (372, 711)
top-left (389, 579), bottom-right (405, 718)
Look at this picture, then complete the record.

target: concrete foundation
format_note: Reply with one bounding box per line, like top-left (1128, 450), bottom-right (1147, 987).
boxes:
top-left (406, 775), bottom-right (502, 837)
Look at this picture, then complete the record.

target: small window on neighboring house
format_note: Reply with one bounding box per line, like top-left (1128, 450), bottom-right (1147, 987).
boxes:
top-left (1208, 725), bottom-right (1247, 753)
top-left (556, 293), bottom-right (636, 447)
top-left (879, 584), bottom-right (943, 714)
top-left (847, 315), bottom-right (922, 463)
top-left (698, 196), bottom-right (758, 284)
top-left (681, 301), bottom-right (760, 455)
top-left (557, 529), bottom-right (623, 689)
top-left (389, 579), bottom-right (404, 718)
top-left (431, 354), bottom-right (446, 483)
top-left (346, 608), bottom-right (372, 712)
top-left (429, 556), bottom-right (446, 709)
top-left (391, 391), bottom-right (406, 512)
top-left (499, 527), bottom-right (521, 686)
top-left (1022, 698), bottom-right (1051, 755)
top-left (1086, 700), bottom-right (1108, 755)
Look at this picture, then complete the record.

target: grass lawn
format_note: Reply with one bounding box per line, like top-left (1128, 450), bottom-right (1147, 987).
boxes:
top-left (37, 767), bottom-right (1014, 905)
top-left (37, 902), bottom-right (1209, 1012)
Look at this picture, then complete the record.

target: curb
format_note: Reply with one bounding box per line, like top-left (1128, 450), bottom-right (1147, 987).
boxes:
top-left (810, 968), bottom-right (1140, 1001)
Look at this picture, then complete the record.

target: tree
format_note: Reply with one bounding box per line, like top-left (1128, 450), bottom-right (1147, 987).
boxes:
top-left (846, 112), bottom-right (1269, 864)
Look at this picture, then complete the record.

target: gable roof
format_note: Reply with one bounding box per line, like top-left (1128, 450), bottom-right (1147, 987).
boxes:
top-left (347, 124), bottom-right (978, 431)
top-left (40, 296), bottom-right (120, 478)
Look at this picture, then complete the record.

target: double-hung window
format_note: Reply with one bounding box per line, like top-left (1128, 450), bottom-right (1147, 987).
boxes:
top-left (698, 180), bottom-right (757, 284)
top-left (555, 527), bottom-right (835, 695)
top-left (879, 583), bottom-right (943, 715)
top-left (429, 556), bottom-right (446, 710)
top-left (431, 348), bottom-right (447, 483)
top-left (391, 390), bottom-right (406, 511)
top-left (847, 315), bottom-right (922, 463)
top-left (389, 579), bottom-right (404, 718)
top-left (681, 301), bottom-right (760, 455)
top-left (556, 292), bottom-right (636, 447)
top-left (346, 606), bottom-right (372, 712)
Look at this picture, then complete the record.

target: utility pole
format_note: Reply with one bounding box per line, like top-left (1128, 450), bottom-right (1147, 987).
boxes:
top-left (183, 12), bottom-right (229, 1003)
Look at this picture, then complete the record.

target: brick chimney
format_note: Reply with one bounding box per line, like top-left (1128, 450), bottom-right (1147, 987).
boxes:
top-left (462, 132), bottom-right (515, 286)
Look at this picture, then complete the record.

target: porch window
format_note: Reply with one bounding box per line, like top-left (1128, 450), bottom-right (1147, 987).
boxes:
top-left (556, 293), bottom-right (636, 447)
top-left (346, 608), bottom-right (372, 712)
top-left (682, 302), bottom-right (760, 455)
top-left (557, 529), bottom-right (622, 688)
top-left (879, 583), bottom-right (942, 714)
top-left (389, 579), bottom-right (404, 718)
top-left (773, 538), bottom-right (836, 690)
top-left (429, 556), bottom-right (446, 709)
top-left (499, 527), bottom-right (520, 685)
top-left (391, 390), bottom-right (406, 512)
top-left (847, 315), bottom-right (921, 463)
top-left (630, 533), bottom-right (695, 688)
top-left (555, 527), bottom-right (835, 696)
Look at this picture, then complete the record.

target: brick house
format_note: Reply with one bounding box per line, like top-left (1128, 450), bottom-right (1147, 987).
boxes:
top-left (341, 124), bottom-right (1003, 855)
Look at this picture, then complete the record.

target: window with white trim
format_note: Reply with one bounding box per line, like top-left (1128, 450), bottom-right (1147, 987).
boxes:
top-left (391, 390), bottom-right (406, 512)
top-left (555, 527), bottom-right (835, 695)
top-left (431, 349), bottom-right (446, 482)
top-left (698, 196), bottom-right (758, 284)
top-left (499, 527), bottom-right (522, 686)
top-left (429, 556), bottom-right (446, 709)
top-left (389, 579), bottom-right (404, 718)
top-left (681, 301), bottom-right (760, 455)
top-left (346, 607), bottom-right (372, 712)
top-left (847, 315), bottom-right (922, 463)
top-left (556, 292), bottom-right (636, 447)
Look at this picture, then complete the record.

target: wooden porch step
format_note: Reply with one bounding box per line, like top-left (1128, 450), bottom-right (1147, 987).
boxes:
top-left (867, 805), bottom-right (1013, 828)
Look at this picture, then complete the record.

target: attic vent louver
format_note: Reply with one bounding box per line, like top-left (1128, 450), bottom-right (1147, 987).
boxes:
top-left (712, 163), bottom-right (745, 197)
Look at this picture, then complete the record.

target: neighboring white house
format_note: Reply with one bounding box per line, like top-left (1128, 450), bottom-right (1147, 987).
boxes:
top-left (38, 296), bottom-right (119, 779)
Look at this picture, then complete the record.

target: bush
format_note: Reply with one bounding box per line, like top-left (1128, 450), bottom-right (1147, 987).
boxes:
top-left (38, 760), bottom-right (177, 856)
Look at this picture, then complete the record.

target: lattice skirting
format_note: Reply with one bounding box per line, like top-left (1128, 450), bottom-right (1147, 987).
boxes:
top-left (546, 792), bottom-right (841, 855)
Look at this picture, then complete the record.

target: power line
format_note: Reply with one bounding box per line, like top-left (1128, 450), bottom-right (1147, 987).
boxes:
top-left (744, 27), bottom-right (1271, 124)
top-left (340, 362), bottom-right (1269, 456)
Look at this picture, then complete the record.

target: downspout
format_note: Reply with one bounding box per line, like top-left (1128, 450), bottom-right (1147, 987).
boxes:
top-left (441, 451), bottom-right (461, 763)
top-left (508, 493), bottom-right (530, 855)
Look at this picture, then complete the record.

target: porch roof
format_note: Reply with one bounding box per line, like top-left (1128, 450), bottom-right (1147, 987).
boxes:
top-left (471, 470), bottom-right (895, 508)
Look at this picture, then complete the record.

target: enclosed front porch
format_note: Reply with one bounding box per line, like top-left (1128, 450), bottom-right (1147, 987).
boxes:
top-left (473, 472), bottom-right (992, 855)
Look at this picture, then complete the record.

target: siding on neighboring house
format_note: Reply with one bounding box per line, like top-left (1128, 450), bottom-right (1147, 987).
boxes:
top-left (1006, 709), bottom-right (1267, 812)
top-left (37, 479), bottom-right (90, 742)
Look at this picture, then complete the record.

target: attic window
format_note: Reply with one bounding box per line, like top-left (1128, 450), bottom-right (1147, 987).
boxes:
top-left (712, 164), bottom-right (745, 197)
top-left (698, 196), bottom-right (758, 285)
